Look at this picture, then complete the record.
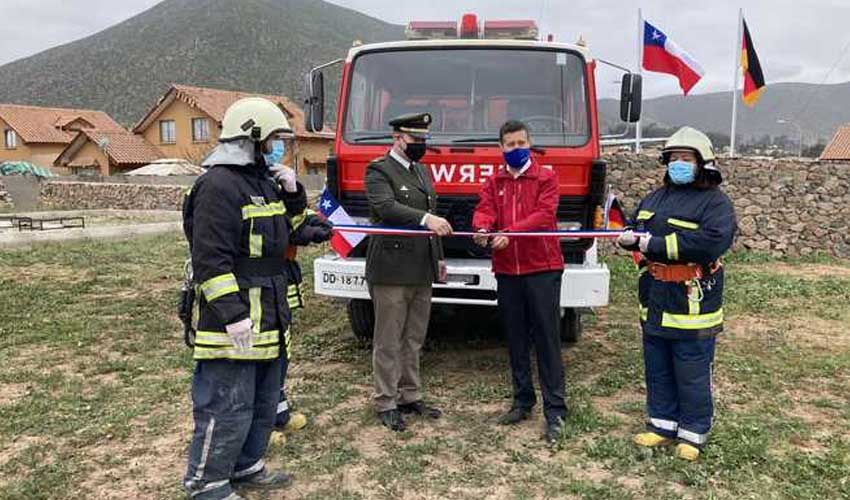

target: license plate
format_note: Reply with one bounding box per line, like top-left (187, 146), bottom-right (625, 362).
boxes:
top-left (320, 271), bottom-right (367, 290)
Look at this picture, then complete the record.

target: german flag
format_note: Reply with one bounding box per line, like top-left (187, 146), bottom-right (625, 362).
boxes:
top-left (741, 18), bottom-right (765, 107)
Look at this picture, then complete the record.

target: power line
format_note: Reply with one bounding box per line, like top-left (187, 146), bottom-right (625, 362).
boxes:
top-left (791, 36), bottom-right (850, 123)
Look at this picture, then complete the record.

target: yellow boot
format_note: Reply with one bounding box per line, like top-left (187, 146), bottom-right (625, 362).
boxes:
top-left (675, 443), bottom-right (700, 461)
top-left (633, 432), bottom-right (673, 448)
top-left (270, 431), bottom-right (287, 447)
top-left (284, 412), bottom-right (308, 432)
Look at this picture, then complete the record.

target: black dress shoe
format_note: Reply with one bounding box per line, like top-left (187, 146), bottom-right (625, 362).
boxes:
top-left (398, 401), bottom-right (442, 419)
top-left (498, 407), bottom-right (532, 425)
top-left (544, 421), bottom-right (563, 444)
top-left (378, 409), bottom-right (406, 431)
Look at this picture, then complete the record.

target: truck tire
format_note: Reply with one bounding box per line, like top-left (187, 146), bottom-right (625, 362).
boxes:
top-left (347, 299), bottom-right (374, 342)
top-left (560, 308), bottom-right (582, 344)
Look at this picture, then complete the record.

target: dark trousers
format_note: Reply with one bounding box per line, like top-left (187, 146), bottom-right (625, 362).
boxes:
top-left (183, 357), bottom-right (281, 500)
top-left (497, 271), bottom-right (566, 424)
top-left (643, 333), bottom-right (716, 447)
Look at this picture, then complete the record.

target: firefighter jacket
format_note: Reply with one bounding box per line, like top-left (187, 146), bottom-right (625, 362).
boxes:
top-left (183, 144), bottom-right (309, 361)
top-left (472, 160), bottom-right (565, 276)
top-left (633, 184), bottom-right (737, 339)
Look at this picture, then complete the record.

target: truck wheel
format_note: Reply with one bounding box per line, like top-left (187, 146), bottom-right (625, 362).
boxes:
top-left (560, 308), bottom-right (582, 344)
top-left (347, 299), bottom-right (374, 342)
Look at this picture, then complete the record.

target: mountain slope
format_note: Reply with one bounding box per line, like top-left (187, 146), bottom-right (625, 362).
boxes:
top-left (0, 0), bottom-right (403, 125)
top-left (600, 81), bottom-right (850, 142)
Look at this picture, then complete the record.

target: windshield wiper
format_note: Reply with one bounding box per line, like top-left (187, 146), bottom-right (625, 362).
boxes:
top-left (353, 134), bottom-right (393, 142)
top-left (450, 137), bottom-right (546, 155)
top-left (450, 137), bottom-right (500, 143)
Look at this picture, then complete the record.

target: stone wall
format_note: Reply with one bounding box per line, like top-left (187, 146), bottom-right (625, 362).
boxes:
top-left (605, 153), bottom-right (850, 258)
top-left (0, 179), bottom-right (12, 210)
top-left (40, 181), bottom-right (185, 211)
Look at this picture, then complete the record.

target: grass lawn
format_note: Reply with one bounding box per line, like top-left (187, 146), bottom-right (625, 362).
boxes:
top-left (0, 234), bottom-right (848, 499)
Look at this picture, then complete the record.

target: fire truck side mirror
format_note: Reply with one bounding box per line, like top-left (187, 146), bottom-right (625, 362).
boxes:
top-left (619, 73), bottom-right (642, 123)
top-left (305, 70), bottom-right (325, 132)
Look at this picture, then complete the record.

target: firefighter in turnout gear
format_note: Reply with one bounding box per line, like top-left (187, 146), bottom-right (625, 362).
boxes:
top-left (272, 212), bottom-right (333, 445)
top-left (617, 127), bottom-right (737, 461)
top-left (182, 97), bottom-right (308, 499)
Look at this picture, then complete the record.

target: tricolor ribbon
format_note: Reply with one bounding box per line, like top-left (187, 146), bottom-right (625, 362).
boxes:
top-left (331, 224), bottom-right (645, 239)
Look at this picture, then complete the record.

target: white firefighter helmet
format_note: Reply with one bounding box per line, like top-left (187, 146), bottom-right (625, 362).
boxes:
top-left (219, 97), bottom-right (292, 143)
top-left (662, 126), bottom-right (716, 165)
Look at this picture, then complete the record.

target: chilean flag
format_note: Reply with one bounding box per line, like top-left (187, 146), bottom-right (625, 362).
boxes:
top-left (317, 188), bottom-right (365, 258)
top-left (642, 21), bottom-right (704, 95)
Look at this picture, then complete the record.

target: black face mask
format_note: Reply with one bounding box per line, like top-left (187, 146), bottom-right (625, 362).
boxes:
top-left (405, 141), bottom-right (427, 162)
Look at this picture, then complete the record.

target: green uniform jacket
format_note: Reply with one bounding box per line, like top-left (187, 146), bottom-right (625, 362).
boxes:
top-left (365, 152), bottom-right (444, 286)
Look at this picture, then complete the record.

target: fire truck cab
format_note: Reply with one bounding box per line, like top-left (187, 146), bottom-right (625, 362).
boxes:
top-left (304, 14), bottom-right (641, 343)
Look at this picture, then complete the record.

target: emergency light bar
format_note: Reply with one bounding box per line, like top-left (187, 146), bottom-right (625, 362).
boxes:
top-left (405, 14), bottom-right (539, 41)
top-left (483, 20), bottom-right (539, 40)
top-left (405, 21), bottom-right (458, 40)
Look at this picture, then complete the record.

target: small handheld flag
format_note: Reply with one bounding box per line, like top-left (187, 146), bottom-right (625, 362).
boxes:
top-left (603, 193), bottom-right (627, 230)
top-left (317, 188), bottom-right (365, 258)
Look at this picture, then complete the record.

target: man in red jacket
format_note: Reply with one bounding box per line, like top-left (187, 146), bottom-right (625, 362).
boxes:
top-left (472, 120), bottom-right (567, 444)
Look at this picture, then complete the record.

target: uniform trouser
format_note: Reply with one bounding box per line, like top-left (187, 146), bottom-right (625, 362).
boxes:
top-left (643, 333), bottom-right (716, 447)
top-left (496, 271), bottom-right (567, 425)
top-left (370, 284), bottom-right (432, 412)
top-left (183, 357), bottom-right (281, 500)
top-left (275, 328), bottom-right (292, 428)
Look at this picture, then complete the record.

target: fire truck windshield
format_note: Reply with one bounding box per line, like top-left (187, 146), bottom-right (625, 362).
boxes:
top-left (343, 48), bottom-right (590, 147)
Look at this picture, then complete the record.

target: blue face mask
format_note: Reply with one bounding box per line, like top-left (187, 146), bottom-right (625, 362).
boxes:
top-left (263, 140), bottom-right (285, 166)
top-left (503, 147), bottom-right (531, 169)
top-left (667, 160), bottom-right (696, 184)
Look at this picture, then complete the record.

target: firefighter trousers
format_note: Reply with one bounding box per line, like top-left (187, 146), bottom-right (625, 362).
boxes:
top-left (643, 333), bottom-right (716, 447)
top-left (183, 357), bottom-right (281, 500)
top-left (275, 336), bottom-right (291, 428)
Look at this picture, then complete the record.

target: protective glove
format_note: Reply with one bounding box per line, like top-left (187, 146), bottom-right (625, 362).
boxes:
top-left (307, 216), bottom-right (333, 242)
top-left (225, 317), bottom-right (253, 352)
top-left (269, 164), bottom-right (297, 193)
top-left (617, 230), bottom-right (638, 249)
top-left (639, 235), bottom-right (651, 253)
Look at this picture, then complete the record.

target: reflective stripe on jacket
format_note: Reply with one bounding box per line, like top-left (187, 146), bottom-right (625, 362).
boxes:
top-left (633, 184), bottom-right (737, 339)
top-left (183, 163), bottom-right (307, 361)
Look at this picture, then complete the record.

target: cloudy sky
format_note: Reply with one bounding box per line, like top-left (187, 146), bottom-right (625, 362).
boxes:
top-left (1, 0), bottom-right (848, 98)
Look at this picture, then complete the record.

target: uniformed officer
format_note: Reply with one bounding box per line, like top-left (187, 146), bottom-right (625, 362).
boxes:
top-left (617, 126), bottom-right (737, 461)
top-left (365, 112), bottom-right (452, 431)
top-left (182, 97), bottom-right (308, 499)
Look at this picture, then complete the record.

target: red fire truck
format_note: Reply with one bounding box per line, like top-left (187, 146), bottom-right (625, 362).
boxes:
top-left (304, 14), bottom-right (641, 343)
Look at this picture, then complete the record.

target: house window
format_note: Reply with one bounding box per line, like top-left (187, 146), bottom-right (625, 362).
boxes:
top-left (4, 129), bottom-right (16, 149)
top-left (159, 120), bottom-right (176, 144)
top-left (192, 118), bottom-right (210, 142)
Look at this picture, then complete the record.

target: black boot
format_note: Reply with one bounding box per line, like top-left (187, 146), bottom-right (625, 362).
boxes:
top-left (398, 400), bottom-right (442, 419)
top-left (378, 409), bottom-right (406, 431)
top-left (498, 407), bottom-right (532, 425)
top-left (232, 468), bottom-right (292, 491)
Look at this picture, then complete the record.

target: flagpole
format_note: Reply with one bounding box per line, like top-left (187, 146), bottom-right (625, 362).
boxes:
top-left (635, 8), bottom-right (643, 153)
top-left (729, 8), bottom-right (743, 157)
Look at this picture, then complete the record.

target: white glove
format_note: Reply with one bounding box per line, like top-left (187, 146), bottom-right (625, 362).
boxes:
top-left (639, 235), bottom-right (651, 253)
top-left (269, 164), bottom-right (297, 193)
top-left (225, 317), bottom-right (253, 352)
top-left (617, 230), bottom-right (638, 248)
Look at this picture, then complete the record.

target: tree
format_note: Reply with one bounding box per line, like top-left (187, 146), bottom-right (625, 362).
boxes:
top-left (803, 143), bottom-right (826, 158)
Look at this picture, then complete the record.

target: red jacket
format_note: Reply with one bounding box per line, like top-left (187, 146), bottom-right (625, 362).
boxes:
top-left (472, 160), bottom-right (565, 276)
